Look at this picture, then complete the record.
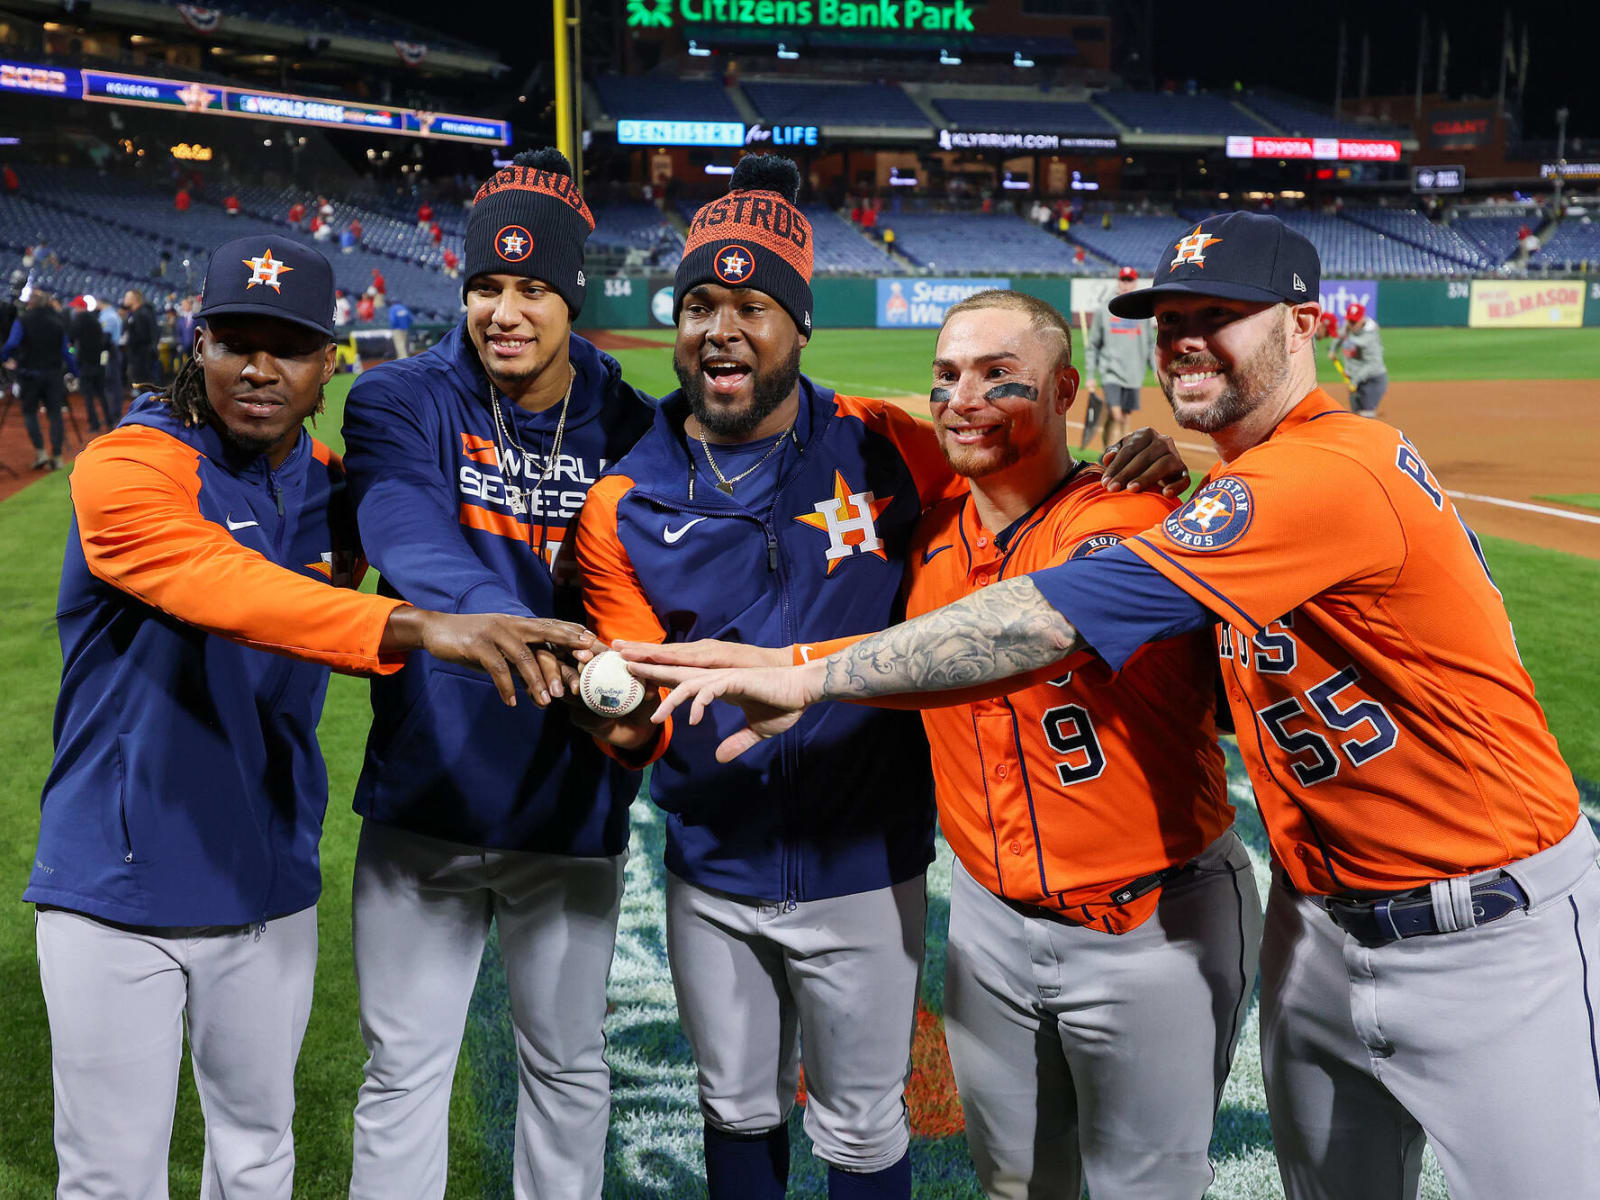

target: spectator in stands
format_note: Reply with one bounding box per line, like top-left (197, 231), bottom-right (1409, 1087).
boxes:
top-left (429, 222), bottom-right (443, 246)
top-left (416, 200), bottom-right (433, 228)
top-left (68, 296), bottom-right (111, 434)
top-left (441, 246), bottom-right (459, 277)
top-left (156, 249), bottom-right (171, 279)
top-left (861, 206), bottom-right (878, 237)
top-left (3, 289), bottom-right (78, 469)
top-left (3, 163), bottom-right (18, 193)
top-left (314, 219), bottom-right (334, 244)
top-left (387, 300), bottom-right (413, 357)
top-left (1074, 246), bottom-right (1086, 266)
top-left (175, 186), bottom-right (191, 214)
top-left (1101, 211), bottom-right (1112, 230)
top-left (288, 200), bottom-right (306, 229)
top-left (1057, 212), bottom-right (1069, 237)
top-left (224, 194), bottom-right (241, 216)
top-left (318, 196), bottom-right (335, 224)
top-left (370, 267), bottom-right (387, 301)
top-left (98, 294), bottom-right (124, 415)
top-left (356, 292), bottom-right (376, 324)
top-left (121, 289), bottom-right (160, 388)
top-left (334, 289), bottom-right (352, 328)
top-left (340, 226), bottom-right (357, 255)
top-left (883, 226), bottom-right (896, 254)
top-left (349, 217), bottom-right (363, 243)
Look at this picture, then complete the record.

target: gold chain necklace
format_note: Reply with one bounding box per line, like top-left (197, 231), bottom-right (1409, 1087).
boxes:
top-left (697, 426), bottom-right (792, 495)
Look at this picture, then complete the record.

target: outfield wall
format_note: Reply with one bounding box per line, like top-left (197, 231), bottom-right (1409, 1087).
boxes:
top-left (576, 275), bottom-right (1600, 330)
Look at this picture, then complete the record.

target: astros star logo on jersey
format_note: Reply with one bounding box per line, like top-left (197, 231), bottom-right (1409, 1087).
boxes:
top-left (242, 249), bottom-right (293, 292)
top-left (714, 244), bottom-right (757, 285)
top-left (496, 225), bottom-right (533, 262)
top-left (1163, 477), bottom-right (1253, 550)
top-left (1170, 226), bottom-right (1222, 271)
top-left (794, 470), bottom-right (892, 573)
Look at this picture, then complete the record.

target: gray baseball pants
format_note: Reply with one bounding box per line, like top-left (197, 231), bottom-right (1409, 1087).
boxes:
top-left (943, 828), bottom-right (1262, 1200)
top-left (664, 871), bottom-right (926, 1173)
top-left (1263, 816), bottom-right (1600, 1200)
top-left (348, 821), bottom-right (625, 1200)
top-left (35, 904), bottom-right (318, 1200)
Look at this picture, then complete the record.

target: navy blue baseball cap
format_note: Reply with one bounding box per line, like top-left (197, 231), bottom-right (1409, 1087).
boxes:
top-left (197, 235), bottom-right (336, 337)
top-left (1108, 211), bottom-right (1320, 319)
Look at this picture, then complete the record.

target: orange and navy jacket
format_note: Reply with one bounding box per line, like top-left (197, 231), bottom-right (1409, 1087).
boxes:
top-left (902, 469), bottom-right (1233, 933)
top-left (341, 324), bottom-right (654, 854)
top-left (574, 378), bottom-right (951, 902)
top-left (25, 398), bottom-right (406, 928)
top-left (1081, 389), bottom-right (1578, 895)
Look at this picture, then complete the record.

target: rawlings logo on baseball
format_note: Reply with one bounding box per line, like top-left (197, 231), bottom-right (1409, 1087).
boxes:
top-left (579, 650), bottom-right (645, 717)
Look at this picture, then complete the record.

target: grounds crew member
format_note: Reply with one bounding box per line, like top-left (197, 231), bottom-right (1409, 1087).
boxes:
top-left (1082, 266), bottom-right (1153, 452)
top-left (25, 234), bottom-right (593, 1199)
top-left (1331, 300), bottom-right (1387, 417)
top-left (339, 149), bottom-right (658, 1200)
top-left (629, 211), bottom-right (1600, 1200)
top-left (2, 287), bottom-right (77, 469)
top-left (574, 154), bottom-right (953, 1200)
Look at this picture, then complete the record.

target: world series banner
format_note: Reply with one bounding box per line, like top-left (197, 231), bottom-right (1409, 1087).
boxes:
top-left (877, 278), bottom-right (1007, 328)
top-left (1468, 280), bottom-right (1586, 329)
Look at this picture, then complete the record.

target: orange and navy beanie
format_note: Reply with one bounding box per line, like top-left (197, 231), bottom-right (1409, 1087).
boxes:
top-left (464, 148), bottom-right (595, 314)
top-left (675, 155), bottom-right (813, 335)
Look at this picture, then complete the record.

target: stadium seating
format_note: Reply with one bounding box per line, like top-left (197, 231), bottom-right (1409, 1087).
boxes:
top-left (932, 98), bottom-right (1115, 134)
top-left (1065, 213), bottom-right (1192, 274)
top-left (1265, 211), bottom-right (1472, 276)
top-left (589, 204), bottom-right (684, 268)
top-left (1095, 91), bottom-right (1270, 135)
top-left (593, 75), bottom-right (741, 123)
top-left (803, 207), bottom-right (898, 274)
top-left (1529, 218), bottom-right (1600, 269)
top-left (1339, 207), bottom-right (1491, 270)
top-left (741, 82), bottom-right (929, 129)
top-left (1451, 214), bottom-right (1531, 266)
top-left (1242, 94), bottom-right (1409, 139)
top-left (874, 212), bottom-right (1104, 274)
top-left (193, 0), bottom-right (490, 57)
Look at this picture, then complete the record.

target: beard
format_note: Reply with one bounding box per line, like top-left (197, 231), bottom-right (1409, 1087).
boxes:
top-left (675, 341), bottom-right (802, 440)
top-left (1160, 328), bottom-right (1290, 434)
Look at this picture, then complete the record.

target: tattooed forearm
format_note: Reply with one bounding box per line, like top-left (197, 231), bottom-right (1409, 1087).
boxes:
top-left (819, 576), bottom-right (1081, 700)
top-left (984, 382), bottom-right (1038, 402)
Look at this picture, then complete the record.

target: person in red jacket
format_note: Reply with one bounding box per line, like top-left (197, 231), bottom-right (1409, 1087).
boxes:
top-left (349, 216), bottom-right (363, 242)
top-left (288, 200), bottom-right (306, 228)
top-left (175, 187), bottom-right (191, 213)
top-left (370, 266), bottom-right (386, 298)
top-left (441, 245), bottom-right (459, 276)
top-left (224, 194), bottom-right (240, 216)
top-left (429, 221), bottom-right (443, 246)
top-left (417, 201), bottom-right (434, 227)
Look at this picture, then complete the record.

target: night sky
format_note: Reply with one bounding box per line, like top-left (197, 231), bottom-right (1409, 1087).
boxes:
top-left (388, 0), bottom-right (1592, 143)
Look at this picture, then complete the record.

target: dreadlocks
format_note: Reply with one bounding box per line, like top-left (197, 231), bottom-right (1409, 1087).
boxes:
top-left (158, 353), bottom-right (214, 428)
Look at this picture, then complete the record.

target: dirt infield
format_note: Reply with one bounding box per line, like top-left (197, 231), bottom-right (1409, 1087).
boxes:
top-left (0, 389), bottom-right (98, 504)
top-left (586, 330), bottom-right (672, 352)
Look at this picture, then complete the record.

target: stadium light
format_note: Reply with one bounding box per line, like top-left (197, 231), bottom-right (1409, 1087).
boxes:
top-left (939, 49), bottom-right (962, 65)
top-left (776, 42), bottom-right (799, 59)
top-left (688, 39), bottom-right (712, 57)
top-left (1013, 51), bottom-right (1035, 68)
top-left (705, 164), bottom-right (734, 175)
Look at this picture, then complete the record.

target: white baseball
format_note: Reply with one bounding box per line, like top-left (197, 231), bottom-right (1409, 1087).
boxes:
top-left (579, 650), bottom-right (645, 718)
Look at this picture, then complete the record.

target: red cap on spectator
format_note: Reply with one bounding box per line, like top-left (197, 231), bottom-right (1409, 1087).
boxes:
top-left (1346, 302), bottom-right (1365, 324)
top-left (1118, 266), bottom-right (1138, 281)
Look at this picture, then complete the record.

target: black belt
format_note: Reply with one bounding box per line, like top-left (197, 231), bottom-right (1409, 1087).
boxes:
top-left (1007, 861), bottom-right (1194, 927)
top-left (1318, 872), bottom-right (1529, 946)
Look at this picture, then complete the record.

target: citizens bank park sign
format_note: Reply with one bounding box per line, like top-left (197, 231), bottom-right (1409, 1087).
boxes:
top-left (1226, 135), bottom-right (1402, 162)
top-left (627, 0), bottom-right (978, 32)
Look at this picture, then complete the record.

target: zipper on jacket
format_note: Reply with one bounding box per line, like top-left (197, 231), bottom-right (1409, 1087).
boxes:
top-left (119, 801), bottom-right (134, 864)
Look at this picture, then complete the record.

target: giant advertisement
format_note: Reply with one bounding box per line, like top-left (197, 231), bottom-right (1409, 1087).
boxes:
top-left (877, 277), bottom-right (1006, 328)
top-left (1469, 280), bottom-right (1586, 328)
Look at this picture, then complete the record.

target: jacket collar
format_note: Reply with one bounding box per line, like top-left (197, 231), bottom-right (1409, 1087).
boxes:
top-left (123, 393), bottom-right (309, 480)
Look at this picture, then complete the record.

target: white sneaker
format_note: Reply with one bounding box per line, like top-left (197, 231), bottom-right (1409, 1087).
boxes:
top-left (32, 449), bottom-right (49, 469)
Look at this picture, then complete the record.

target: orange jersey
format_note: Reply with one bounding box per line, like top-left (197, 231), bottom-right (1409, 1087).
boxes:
top-left (907, 467), bottom-right (1233, 933)
top-left (1123, 389), bottom-right (1578, 895)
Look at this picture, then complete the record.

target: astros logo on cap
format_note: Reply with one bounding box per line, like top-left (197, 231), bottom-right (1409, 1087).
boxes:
top-left (242, 248), bottom-right (293, 292)
top-left (496, 225), bottom-right (533, 262)
top-left (714, 244), bottom-right (757, 285)
top-left (1170, 225), bottom-right (1222, 272)
top-left (1164, 478), bottom-right (1253, 551)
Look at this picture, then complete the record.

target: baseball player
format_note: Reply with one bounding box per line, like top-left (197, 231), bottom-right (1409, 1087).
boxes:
top-left (2, 287), bottom-right (78, 469)
top-left (572, 156), bottom-right (951, 1200)
top-left (630, 211), bottom-right (1600, 1200)
top-left (339, 150), bottom-right (659, 1200)
top-left (1331, 301), bottom-right (1387, 417)
top-left (796, 288), bottom-right (1261, 1198)
top-left (1082, 266), bottom-right (1153, 453)
top-left (24, 234), bottom-right (594, 1199)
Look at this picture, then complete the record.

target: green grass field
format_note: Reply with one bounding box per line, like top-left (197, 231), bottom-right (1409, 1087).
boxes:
top-left (1, 327), bottom-right (1596, 1198)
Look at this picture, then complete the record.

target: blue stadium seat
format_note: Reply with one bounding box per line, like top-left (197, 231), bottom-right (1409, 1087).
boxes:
top-left (932, 99), bottom-right (1114, 134)
top-left (593, 75), bottom-right (741, 123)
top-left (1095, 91), bottom-right (1270, 136)
top-left (741, 82), bottom-right (927, 128)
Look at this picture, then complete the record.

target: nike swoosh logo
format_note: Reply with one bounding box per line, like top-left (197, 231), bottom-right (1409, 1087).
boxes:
top-left (922, 544), bottom-right (953, 564)
top-left (225, 516), bottom-right (259, 531)
top-left (663, 517), bottom-right (708, 544)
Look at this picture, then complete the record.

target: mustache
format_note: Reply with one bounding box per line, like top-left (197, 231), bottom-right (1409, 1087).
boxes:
top-left (1168, 355), bottom-right (1225, 373)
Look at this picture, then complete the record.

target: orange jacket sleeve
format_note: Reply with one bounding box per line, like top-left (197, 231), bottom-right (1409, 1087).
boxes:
top-left (70, 426), bottom-right (406, 675)
top-left (833, 393), bottom-right (962, 509)
top-left (572, 473), bottom-right (673, 766)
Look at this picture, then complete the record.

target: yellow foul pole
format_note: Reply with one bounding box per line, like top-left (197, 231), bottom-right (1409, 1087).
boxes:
top-left (553, 0), bottom-right (574, 162)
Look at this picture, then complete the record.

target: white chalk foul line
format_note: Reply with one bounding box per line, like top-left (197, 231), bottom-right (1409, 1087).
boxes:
top-left (1445, 491), bottom-right (1600, 526)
